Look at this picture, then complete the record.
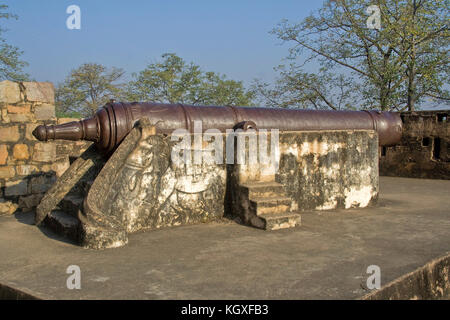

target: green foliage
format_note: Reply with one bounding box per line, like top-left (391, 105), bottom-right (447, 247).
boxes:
top-left (55, 63), bottom-right (125, 117)
top-left (0, 4), bottom-right (29, 81)
top-left (126, 53), bottom-right (254, 106)
top-left (255, 0), bottom-right (449, 111)
top-left (253, 64), bottom-right (360, 110)
top-left (56, 55), bottom-right (254, 117)
top-left (55, 109), bottom-right (83, 119)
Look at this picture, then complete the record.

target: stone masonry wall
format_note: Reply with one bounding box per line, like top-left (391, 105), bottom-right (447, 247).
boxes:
top-left (0, 80), bottom-right (90, 215)
top-left (379, 110), bottom-right (450, 179)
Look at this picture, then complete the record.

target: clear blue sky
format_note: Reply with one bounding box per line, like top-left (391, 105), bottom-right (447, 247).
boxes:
top-left (2, 0), bottom-right (322, 86)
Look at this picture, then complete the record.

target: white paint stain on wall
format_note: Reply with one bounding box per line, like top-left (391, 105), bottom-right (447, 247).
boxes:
top-left (284, 144), bottom-right (299, 158)
top-left (320, 163), bottom-right (341, 178)
top-left (279, 134), bottom-right (377, 212)
top-left (344, 185), bottom-right (375, 209)
top-left (298, 141), bottom-right (344, 157)
top-left (316, 196), bottom-right (338, 210)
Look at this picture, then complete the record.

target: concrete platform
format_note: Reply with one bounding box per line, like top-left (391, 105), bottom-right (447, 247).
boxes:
top-left (0, 177), bottom-right (449, 299)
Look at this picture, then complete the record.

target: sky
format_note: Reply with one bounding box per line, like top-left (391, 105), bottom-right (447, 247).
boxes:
top-left (2, 0), bottom-right (322, 86)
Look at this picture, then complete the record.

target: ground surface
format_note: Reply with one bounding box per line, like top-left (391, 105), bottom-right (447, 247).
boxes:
top-left (0, 177), bottom-right (449, 299)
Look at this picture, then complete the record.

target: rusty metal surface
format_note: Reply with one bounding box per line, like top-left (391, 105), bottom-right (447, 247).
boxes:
top-left (33, 102), bottom-right (403, 153)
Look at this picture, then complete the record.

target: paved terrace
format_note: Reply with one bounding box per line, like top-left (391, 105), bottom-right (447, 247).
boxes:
top-left (0, 177), bottom-right (449, 299)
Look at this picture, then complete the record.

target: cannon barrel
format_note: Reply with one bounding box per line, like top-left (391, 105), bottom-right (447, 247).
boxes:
top-left (33, 102), bottom-right (403, 153)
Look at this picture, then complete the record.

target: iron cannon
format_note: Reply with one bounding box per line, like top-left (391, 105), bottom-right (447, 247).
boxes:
top-left (33, 102), bottom-right (403, 153)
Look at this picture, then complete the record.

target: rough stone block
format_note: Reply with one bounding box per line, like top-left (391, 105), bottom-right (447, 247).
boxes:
top-left (0, 166), bottom-right (15, 179)
top-left (59, 195), bottom-right (83, 216)
top-left (18, 193), bottom-right (44, 211)
top-left (8, 113), bottom-right (32, 122)
top-left (30, 174), bottom-right (57, 194)
top-left (44, 210), bottom-right (79, 241)
top-left (35, 145), bottom-right (105, 226)
top-left (0, 200), bottom-right (18, 215)
top-left (0, 144), bottom-right (8, 165)
top-left (32, 143), bottom-right (56, 162)
top-left (13, 144), bottom-right (29, 160)
top-left (0, 126), bottom-right (20, 142)
top-left (0, 80), bottom-right (22, 104)
top-left (260, 212), bottom-right (301, 230)
top-left (7, 104), bottom-right (31, 114)
top-left (51, 160), bottom-right (70, 177)
top-left (22, 82), bottom-right (54, 103)
top-left (4, 180), bottom-right (28, 196)
top-left (1, 109), bottom-right (10, 123)
top-left (40, 164), bottom-right (52, 172)
top-left (55, 142), bottom-right (73, 155)
top-left (57, 118), bottom-right (79, 124)
top-left (16, 164), bottom-right (38, 176)
top-left (56, 141), bottom-right (90, 158)
top-left (25, 123), bottom-right (39, 141)
top-left (35, 104), bottom-right (56, 120)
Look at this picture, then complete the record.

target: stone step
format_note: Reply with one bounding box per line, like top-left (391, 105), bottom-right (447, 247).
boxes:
top-left (249, 196), bottom-right (292, 215)
top-left (44, 210), bottom-right (79, 242)
top-left (258, 212), bottom-right (302, 231)
top-left (241, 181), bottom-right (286, 198)
top-left (59, 195), bottom-right (84, 217)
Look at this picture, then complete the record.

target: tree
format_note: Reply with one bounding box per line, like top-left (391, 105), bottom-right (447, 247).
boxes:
top-left (256, 0), bottom-right (449, 111)
top-left (0, 4), bottom-right (29, 81)
top-left (253, 64), bottom-right (361, 110)
top-left (55, 63), bottom-right (125, 117)
top-left (126, 53), bottom-right (254, 106)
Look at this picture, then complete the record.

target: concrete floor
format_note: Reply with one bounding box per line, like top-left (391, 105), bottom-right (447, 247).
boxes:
top-left (0, 177), bottom-right (449, 299)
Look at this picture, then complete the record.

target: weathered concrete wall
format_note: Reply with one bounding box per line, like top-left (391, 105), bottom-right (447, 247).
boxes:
top-left (380, 110), bottom-right (450, 179)
top-left (277, 130), bottom-right (379, 211)
top-left (363, 252), bottom-right (450, 300)
top-left (0, 80), bottom-right (90, 215)
top-left (41, 122), bottom-right (378, 249)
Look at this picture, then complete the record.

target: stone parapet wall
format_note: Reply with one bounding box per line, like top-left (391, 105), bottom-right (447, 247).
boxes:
top-left (379, 110), bottom-right (449, 179)
top-left (363, 252), bottom-right (450, 300)
top-left (0, 80), bottom-right (91, 215)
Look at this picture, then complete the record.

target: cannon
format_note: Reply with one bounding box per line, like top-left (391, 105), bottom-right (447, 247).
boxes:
top-left (34, 102), bottom-right (402, 248)
top-left (33, 102), bottom-right (403, 153)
